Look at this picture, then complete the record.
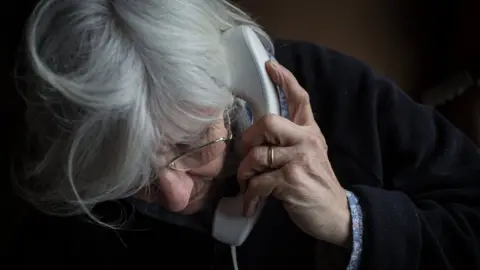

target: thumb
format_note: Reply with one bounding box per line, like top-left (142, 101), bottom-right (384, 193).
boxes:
top-left (266, 60), bottom-right (315, 126)
top-left (266, 60), bottom-right (298, 93)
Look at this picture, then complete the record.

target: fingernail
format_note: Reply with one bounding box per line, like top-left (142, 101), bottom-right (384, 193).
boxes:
top-left (268, 61), bottom-right (281, 82)
top-left (270, 59), bottom-right (280, 69)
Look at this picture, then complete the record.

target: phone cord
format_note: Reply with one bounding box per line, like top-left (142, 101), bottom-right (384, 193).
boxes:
top-left (231, 245), bottom-right (239, 270)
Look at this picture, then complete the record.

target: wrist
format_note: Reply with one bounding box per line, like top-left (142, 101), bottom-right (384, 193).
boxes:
top-left (337, 205), bottom-right (353, 249)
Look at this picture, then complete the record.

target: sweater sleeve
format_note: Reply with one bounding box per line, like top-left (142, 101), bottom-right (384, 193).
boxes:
top-left (345, 191), bottom-right (364, 270)
top-left (275, 41), bottom-right (480, 270)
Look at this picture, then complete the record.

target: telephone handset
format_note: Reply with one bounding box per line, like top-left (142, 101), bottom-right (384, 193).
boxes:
top-left (212, 26), bottom-right (281, 246)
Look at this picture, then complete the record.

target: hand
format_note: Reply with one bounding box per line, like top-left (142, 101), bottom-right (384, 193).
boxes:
top-left (237, 60), bottom-right (352, 247)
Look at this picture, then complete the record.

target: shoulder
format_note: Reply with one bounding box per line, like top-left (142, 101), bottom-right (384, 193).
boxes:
top-left (272, 40), bottom-right (400, 111)
top-left (273, 40), bottom-right (389, 110)
top-left (273, 40), bottom-right (369, 80)
top-left (272, 40), bottom-right (383, 103)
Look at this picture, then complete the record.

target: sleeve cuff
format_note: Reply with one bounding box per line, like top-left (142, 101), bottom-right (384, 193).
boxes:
top-left (346, 190), bottom-right (364, 270)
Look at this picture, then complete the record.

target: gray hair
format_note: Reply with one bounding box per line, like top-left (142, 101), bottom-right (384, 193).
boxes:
top-left (17, 0), bottom-right (273, 224)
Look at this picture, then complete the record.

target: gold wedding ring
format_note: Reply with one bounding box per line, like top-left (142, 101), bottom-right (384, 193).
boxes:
top-left (267, 146), bottom-right (275, 169)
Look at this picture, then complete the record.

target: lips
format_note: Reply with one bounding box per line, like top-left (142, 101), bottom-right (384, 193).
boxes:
top-left (178, 177), bottom-right (216, 214)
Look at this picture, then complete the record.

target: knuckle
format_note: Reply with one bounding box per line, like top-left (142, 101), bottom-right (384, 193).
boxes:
top-left (282, 66), bottom-right (294, 77)
top-left (288, 74), bottom-right (298, 84)
top-left (251, 146), bottom-right (266, 163)
top-left (283, 68), bottom-right (298, 85)
top-left (304, 134), bottom-right (321, 146)
top-left (305, 132), bottom-right (327, 148)
top-left (298, 90), bottom-right (310, 104)
top-left (282, 163), bottom-right (302, 179)
top-left (261, 113), bottom-right (277, 128)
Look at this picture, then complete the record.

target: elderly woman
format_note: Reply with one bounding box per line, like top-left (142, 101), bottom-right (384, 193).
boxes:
top-left (8, 0), bottom-right (480, 269)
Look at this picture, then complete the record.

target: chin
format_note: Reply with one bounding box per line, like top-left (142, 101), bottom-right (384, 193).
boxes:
top-left (178, 202), bottom-right (206, 215)
top-left (178, 185), bottom-right (217, 215)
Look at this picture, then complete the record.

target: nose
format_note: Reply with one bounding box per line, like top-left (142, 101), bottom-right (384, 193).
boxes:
top-left (157, 170), bottom-right (193, 212)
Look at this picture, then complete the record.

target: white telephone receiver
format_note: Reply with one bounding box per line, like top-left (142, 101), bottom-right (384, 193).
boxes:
top-left (212, 26), bottom-right (281, 246)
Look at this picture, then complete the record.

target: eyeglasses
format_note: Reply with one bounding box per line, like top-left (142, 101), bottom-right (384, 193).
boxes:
top-left (167, 114), bottom-right (233, 172)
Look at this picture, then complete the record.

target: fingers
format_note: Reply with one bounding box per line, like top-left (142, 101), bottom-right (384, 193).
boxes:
top-left (241, 114), bottom-right (304, 154)
top-left (237, 145), bottom-right (295, 192)
top-left (243, 170), bottom-right (282, 217)
top-left (266, 60), bottom-right (316, 126)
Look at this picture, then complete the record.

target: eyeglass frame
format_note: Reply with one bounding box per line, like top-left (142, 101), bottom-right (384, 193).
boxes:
top-left (167, 113), bottom-right (233, 171)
